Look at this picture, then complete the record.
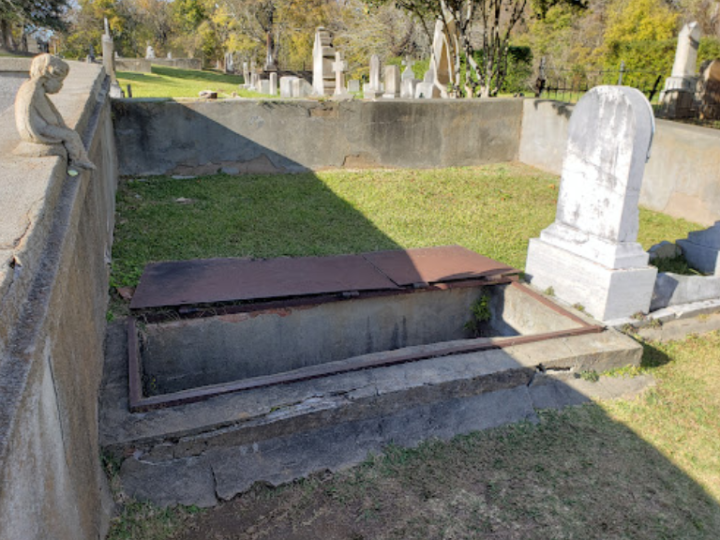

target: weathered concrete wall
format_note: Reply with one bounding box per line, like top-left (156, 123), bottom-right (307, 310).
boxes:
top-left (0, 61), bottom-right (117, 540)
top-left (150, 58), bottom-right (202, 70)
top-left (116, 58), bottom-right (152, 73)
top-left (112, 99), bottom-right (523, 176)
top-left (519, 98), bottom-right (720, 226)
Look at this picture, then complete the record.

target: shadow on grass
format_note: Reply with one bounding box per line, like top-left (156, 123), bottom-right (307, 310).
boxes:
top-left (151, 65), bottom-right (243, 84)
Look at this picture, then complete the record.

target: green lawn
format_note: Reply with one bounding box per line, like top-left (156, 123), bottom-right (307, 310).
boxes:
top-left (111, 163), bottom-right (702, 289)
top-left (116, 65), bottom-right (269, 99)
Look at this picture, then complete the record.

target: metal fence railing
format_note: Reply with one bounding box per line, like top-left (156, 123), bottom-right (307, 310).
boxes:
top-left (534, 60), bottom-right (664, 104)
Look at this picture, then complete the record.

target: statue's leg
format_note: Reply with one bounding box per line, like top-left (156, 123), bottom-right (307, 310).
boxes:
top-left (42, 125), bottom-right (96, 170)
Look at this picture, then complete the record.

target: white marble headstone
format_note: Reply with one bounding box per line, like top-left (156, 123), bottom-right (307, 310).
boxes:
top-left (383, 65), bottom-right (401, 99)
top-left (525, 86), bottom-right (658, 321)
top-left (540, 86), bottom-right (655, 269)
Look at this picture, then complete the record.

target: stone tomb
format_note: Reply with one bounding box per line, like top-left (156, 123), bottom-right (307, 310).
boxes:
top-left (525, 86), bottom-right (658, 321)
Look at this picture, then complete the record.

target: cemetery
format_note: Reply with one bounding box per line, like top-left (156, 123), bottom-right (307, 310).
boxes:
top-left (1, 8), bottom-right (720, 540)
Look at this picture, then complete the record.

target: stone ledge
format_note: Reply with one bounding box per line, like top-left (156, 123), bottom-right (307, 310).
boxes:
top-left (0, 61), bottom-right (104, 331)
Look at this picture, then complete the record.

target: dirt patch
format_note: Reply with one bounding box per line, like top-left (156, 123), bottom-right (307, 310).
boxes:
top-left (168, 404), bottom-right (720, 540)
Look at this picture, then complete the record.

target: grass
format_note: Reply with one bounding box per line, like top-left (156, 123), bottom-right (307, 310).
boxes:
top-left (116, 65), bottom-right (269, 99)
top-left (111, 163), bottom-right (703, 289)
top-left (107, 331), bottom-right (720, 539)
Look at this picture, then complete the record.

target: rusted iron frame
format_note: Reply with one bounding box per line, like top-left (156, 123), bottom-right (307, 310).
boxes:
top-left (138, 275), bottom-right (517, 324)
top-left (127, 280), bottom-right (603, 413)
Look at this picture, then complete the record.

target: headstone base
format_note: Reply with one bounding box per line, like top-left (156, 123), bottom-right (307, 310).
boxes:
top-left (109, 81), bottom-right (124, 98)
top-left (659, 76), bottom-right (698, 118)
top-left (526, 238), bottom-right (657, 321)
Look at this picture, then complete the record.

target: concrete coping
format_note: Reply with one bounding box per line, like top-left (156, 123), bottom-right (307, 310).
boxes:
top-left (0, 61), bottom-right (105, 351)
top-left (0, 57), bottom-right (33, 73)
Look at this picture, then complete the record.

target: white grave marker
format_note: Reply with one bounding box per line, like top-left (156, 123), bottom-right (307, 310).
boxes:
top-left (383, 65), bottom-right (401, 99)
top-left (525, 86), bottom-right (658, 321)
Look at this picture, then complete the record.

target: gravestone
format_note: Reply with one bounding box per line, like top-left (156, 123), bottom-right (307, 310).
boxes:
top-left (87, 44), bottom-right (96, 63)
top-left (312, 27), bottom-right (335, 96)
top-left (416, 64), bottom-right (438, 98)
top-left (269, 72), bottom-right (278, 96)
top-left (525, 86), bottom-right (658, 321)
top-left (146, 44), bottom-right (155, 60)
top-left (224, 52), bottom-right (234, 73)
top-left (280, 76), bottom-right (297, 97)
top-left (347, 80), bottom-right (360, 93)
top-left (292, 77), bottom-right (312, 97)
top-left (167, 52), bottom-right (172, 59)
top-left (242, 62), bottom-right (250, 87)
top-left (699, 59), bottom-right (720, 120)
top-left (332, 52), bottom-right (350, 98)
top-left (677, 222), bottom-right (720, 276)
top-left (383, 65), bottom-right (401, 99)
top-left (259, 79), bottom-right (270, 94)
top-left (102, 18), bottom-right (123, 98)
top-left (659, 22), bottom-right (700, 118)
top-left (401, 60), bottom-right (419, 99)
top-left (250, 73), bottom-right (259, 91)
top-left (365, 55), bottom-right (382, 99)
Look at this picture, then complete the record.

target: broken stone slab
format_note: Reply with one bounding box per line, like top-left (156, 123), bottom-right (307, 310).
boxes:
top-left (677, 221), bottom-right (720, 275)
top-left (650, 272), bottom-right (720, 310)
top-left (198, 90), bottom-right (217, 99)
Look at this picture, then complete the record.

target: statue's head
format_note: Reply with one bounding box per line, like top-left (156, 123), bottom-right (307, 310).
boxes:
top-left (30, 54), bottom-right (70, 94)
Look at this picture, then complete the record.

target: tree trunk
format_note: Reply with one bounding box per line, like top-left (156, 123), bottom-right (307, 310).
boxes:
top-left (0, 19), bottom-right (13, 50)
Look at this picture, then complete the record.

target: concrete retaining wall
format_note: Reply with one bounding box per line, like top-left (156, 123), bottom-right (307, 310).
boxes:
top-left (519, 99), bottom-right (720, 226)
top-left (116, 58), bottom-right (152, 73)
top-left (0, 62), bottom-right (117, 540)
top-left (151, 58), bottom-right (202, 70)
top-left (112, 99), bottom-right (523, 176)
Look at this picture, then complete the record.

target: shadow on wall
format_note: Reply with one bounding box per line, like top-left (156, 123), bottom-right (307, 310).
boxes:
top-left (110, 98), bottom-right (524, 176)
top-left (105, 101), bottom-right (720, 535)
top-left (532, 98), bottom-right (574, 119)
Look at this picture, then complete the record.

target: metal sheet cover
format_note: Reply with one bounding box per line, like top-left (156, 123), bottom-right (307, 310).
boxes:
top-left (130, 255), bottom-right (399, 309)
top-left (362, 245), bottom-right (517, 286)
top-left (130, 246), bottom-right (519, 309)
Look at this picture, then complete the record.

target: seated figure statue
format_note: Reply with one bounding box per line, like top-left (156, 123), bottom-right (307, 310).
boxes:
top-left (14, 53), bottom-right (96, 170)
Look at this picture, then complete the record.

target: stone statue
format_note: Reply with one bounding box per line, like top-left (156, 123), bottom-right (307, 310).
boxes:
top-left (146, 44), bottom-right (155, 59)
top-left (14, 54), bottom-right (96, 170)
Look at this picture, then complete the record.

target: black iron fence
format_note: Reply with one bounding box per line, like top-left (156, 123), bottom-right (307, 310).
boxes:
top-left (534, 61), bottom-right (664, 104)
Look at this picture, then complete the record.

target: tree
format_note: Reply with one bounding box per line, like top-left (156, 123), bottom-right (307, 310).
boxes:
top-left (1, 0), bottom-right (68, 50)
top-left (364, 0), bottom-right (585, 97)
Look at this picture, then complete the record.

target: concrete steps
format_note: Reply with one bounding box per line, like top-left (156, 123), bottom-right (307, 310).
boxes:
top-left (100, 319), bottom-right (643, 508)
